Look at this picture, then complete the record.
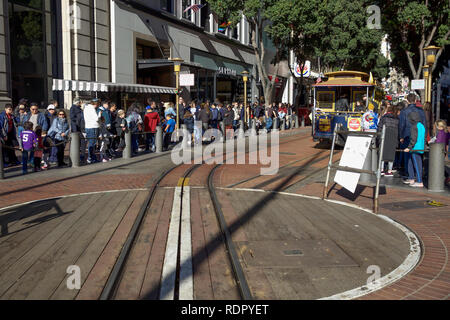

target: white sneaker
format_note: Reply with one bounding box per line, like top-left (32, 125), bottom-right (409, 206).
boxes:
top-left (410, 182), bottom-right (424, 188)
top-left (102, 159), bottom-right (108, 163)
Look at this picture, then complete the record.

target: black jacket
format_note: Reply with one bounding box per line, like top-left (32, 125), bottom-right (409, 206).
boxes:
top-left (377, 112), bottom-right (399, 161)
top-left (198, 109), bottom-right (211, 123)
top-left (70, 105), bottom-right (85, 133)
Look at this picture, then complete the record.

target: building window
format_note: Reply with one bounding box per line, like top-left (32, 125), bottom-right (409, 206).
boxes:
top-left (182, 0), bottom-right (194, 22)
top-left (232, 26), bottom-right (238, 40)
top-left (8, 0), bottom-right (48, 105)
top-left (199, 0), bottom-right (208, 29)
top-left (160, 0), bottom-right (173, 13)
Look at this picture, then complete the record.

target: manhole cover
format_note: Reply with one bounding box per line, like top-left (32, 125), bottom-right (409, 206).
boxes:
top-left (381, 200), bottom-right (446, 211)
top-left (237, 240), bottom-right (357, 268)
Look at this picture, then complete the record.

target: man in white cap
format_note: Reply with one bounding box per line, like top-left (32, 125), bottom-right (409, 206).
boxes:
top-left (45, 104), bottom-right (57, 128)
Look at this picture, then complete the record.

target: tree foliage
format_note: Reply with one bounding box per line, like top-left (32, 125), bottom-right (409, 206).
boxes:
top-left (378, 0), bottom-right (450, 79)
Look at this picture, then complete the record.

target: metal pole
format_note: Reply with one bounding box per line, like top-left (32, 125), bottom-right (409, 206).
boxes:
top-left (176, 70), bottom-right (180, 130)
top-left (281, 118), bottom-right (286, 131)
top-left (301, 115), bottom-right (305, 127)
top-left (70, 132), bottom-right (80, 168)
top-left (123, 131), bottom-right (132, 159)
top-left (295, 114), bottom-right (299, 128)
top-left (323, 124), bottom-right (338, 199)
top-left (374, 125), bottom-right (386, 214)
top-left (360, 136), bottom-right (375, 186)
top-left (244, 79), bottom-right (248, 125)
top-left (428, 143), bottom-right (445, 192)
top-left (238, 120), bottom-right (245, 139)
top-left (156, 125), bottom-right (163, 153)
top-left (0, 141), bottom-right (4, 180)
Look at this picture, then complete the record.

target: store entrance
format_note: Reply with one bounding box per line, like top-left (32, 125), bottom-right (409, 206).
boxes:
top-left (216, 75), bottom-right (238, 104)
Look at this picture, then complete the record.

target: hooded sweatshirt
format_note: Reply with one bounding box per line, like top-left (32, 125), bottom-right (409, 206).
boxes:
top-left (407, 112), bottom-right (425, 154)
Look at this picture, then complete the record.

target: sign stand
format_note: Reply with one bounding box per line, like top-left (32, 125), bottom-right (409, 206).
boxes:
top-left (322, 124), bottom-right (386, 213)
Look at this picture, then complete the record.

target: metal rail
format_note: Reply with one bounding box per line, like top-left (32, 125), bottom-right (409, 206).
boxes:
top-left (207, 164), bottom-right (253, 300)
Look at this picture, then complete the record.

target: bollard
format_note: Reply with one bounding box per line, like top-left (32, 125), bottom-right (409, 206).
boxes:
top-left (156, 125), bottom-right (163, 153)
top-left (251, 118), bottom-right (257, 136)
top-left (238, 120), bottom-right (245, 139)
top-left (220, 121), bottom-right (226, 142)
top-left (360, 137), bottom-right (375, 186)
top-left (272, 118), bottom-right (277, 130)
top-left (428, 143), bottom-right (445, 192)
top-left (123, 131), bottom-right (132, 159)
top-left (281, 118), bottom-right (286, 131)
top-left (301, 116), bottom-right (305, 128)
top-left (295, 115), bottom-right (299, 129)
top-left (70, 132), bottom-right (80, 168)
top-left (0, 142), bottom-right (4, 180)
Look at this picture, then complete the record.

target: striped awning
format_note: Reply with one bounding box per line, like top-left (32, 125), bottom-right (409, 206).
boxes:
top-left (52, 79), bottom-right (177, 94)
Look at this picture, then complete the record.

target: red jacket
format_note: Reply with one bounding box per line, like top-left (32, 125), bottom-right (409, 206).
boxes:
top-left (144, 111), bottom-right (160, 133)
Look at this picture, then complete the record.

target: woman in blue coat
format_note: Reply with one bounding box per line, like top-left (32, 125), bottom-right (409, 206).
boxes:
top-left (48, 110), bottom-right (70, 167)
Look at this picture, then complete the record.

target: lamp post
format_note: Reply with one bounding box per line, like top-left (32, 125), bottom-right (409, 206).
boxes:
top-left (242, 70), bottom-right (249, 127)
top-left (423, 65), bottom-right (430, 103)
top-left (423, 46), bottom-right (440, 118)
top-left (171, 57), bottom-right (184, 129)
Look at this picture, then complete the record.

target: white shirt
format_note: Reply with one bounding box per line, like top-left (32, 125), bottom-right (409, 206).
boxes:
top-left (83, 104), bottom-right (100, 129)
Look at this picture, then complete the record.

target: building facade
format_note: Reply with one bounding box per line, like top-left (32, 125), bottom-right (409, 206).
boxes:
top-left (1, 0), bottom-right (294, 109)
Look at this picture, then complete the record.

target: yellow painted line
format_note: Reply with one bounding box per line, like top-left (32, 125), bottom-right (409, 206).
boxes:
top-left (177, 178), bottom-right (190, 187)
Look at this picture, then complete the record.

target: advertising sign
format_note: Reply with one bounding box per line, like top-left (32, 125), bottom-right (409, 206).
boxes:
top-left (293, 60), bottom-right (311, 78)
top-left (334, 135), bottom-right (372, 193)
top-left (180, 73), bottom-right (195, 87)
top-left (348, 118), bottom-right (362, 131)
top-left (411, 79), bottom-right (425, 90)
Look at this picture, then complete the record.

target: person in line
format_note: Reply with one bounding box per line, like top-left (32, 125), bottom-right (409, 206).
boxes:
top-left (403, 112), bottom-right (426, 188)
top-left (114, 110), bottom-right (128, 152)
top-left (336, 94), bottom-right (350, 112)
top-left (266, 104), bottom-right (276, 133)
top-left (15, 104), bottom-right (28, 138)
top-left (399, 93), bottom-right (427, 178)
top-left (144, 104), bottom-right (161, 152)
top-left (163, 114), bottom-right (176, 151)
top-left (70, 98), bottom-right (87, 162)
top-left (224, 104), bottom-right (235, 140)
top-left (1, 104), bottom-right (20, 167)
top-left (183, 110), bottom-right (195, 144)
top-left (198, 103), bottom-right (211, 137)
top-left (98, 116), bottom-right (112, 162)
top-left (45, 104), bottom-right (58, 129)
top-left (48, 109), bottom-right (70, 167)
top-left (126, 104), bottom-right (144, 155)
top-left (19, 121), bottom-right (37, 175)
top-left (361, 104), bottom-right (378, 132)
top-left (377, 105), bottom-right (399, 177)
top-left (83, 98), bottom-right (101, 164)
top-left (41, 130), bottom-right (53, 170)
top-left (33, 126), bottom-right (44, 172)
top-left (164, 102), bottom-right (177, 119)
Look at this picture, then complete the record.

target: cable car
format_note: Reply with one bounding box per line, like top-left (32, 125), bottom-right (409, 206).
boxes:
top-left (311, 71), bottom-right (383, 144)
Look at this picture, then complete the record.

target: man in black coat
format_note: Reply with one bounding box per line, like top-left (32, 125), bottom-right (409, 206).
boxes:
top-left (69, 98), bottom-right (87, 162)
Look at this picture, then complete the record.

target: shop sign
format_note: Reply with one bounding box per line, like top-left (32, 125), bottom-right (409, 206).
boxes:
top-left (348, 117), bottom-right (362, 131)
top-left (217, 67), bottom-right (237, 76)
top-left (180, 73), bottom-right (195, 87)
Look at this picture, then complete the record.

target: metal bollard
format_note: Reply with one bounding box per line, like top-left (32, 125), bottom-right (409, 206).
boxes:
top-left (0, 142), bottom-right (4, 180)
top-left (301, 116), bottom-right (305, 128)
top-left (281, 118), bottom-right (286, 131)
top-left (295, 115), bottom-right (299, 129)
top-left (156, 125), bottom-right (163, 153)
top-left (428, 143), bottom-right (445, 192)
top-left (272, 118), bottom-right (277, 130)
top-left (70, 132), bottom-right (80, 168)
top-left (238, 120), bottom-right (245, 139)
top-left (123, 131), bottom-right (132, 159)
top-left (251, 118), bottom-right (257, 136)
top-left (220, 121), bottom-right (226, 142)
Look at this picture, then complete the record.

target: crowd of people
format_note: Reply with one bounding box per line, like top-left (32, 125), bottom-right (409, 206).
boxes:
top-left (0, 97), bottom-right (300, 175)
top-left (361, 93), bottom-right (449, 188)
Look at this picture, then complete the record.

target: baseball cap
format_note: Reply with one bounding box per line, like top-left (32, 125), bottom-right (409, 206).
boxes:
top-left (146, 105), bottom-right (152, 110)
top-left (47, 105), bottom-right (55, 110)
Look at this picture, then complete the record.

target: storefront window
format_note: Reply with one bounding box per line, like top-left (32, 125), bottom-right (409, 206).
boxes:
top-left (8, 0), bottom-right (47, 105)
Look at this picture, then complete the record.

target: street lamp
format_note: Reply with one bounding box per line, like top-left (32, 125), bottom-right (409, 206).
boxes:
top-left (242, 70), bottom-right (249, 126)
top-left (171, 57), bottom-right (184, 129)
top-left (423, 46), bottom-right (440, 104)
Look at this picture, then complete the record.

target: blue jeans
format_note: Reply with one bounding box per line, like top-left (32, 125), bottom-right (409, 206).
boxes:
top-left (22, 150), bottom-right (32, 174)
top-left (131, 133), bottom-right (139, 153)
top-left (408, 153), bottom-right (423, 183)
top-left (85, 128), bottom-right (98, 162)
top-left (266, 118), bottom-right (273, 132)
top-left (145, 133), bottom-right (155, 151)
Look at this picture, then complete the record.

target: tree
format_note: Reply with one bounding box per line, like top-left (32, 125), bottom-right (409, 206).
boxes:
top-left (379, 0), bottom-right (450, 80)
top-left (265, 0), bottom-right (389, 106)
top-left (206, 0), bottom-right (281, 106)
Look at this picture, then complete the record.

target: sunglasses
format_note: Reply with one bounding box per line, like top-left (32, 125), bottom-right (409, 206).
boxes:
top-left (58, 114), bottom-right (65, 116)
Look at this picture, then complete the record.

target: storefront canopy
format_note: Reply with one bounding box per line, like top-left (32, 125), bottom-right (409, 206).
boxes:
top-left (52, 79), bottom-right (177, 94)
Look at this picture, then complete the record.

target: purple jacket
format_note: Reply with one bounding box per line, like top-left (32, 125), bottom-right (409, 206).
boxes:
top-left (19, 130), bottom-right (38, 151)
top-left (435, 130), bottom-right (449, 146)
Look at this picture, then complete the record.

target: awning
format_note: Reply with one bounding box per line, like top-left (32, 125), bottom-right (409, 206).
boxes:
top-left (52, 79), bottom-right (177, 94)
